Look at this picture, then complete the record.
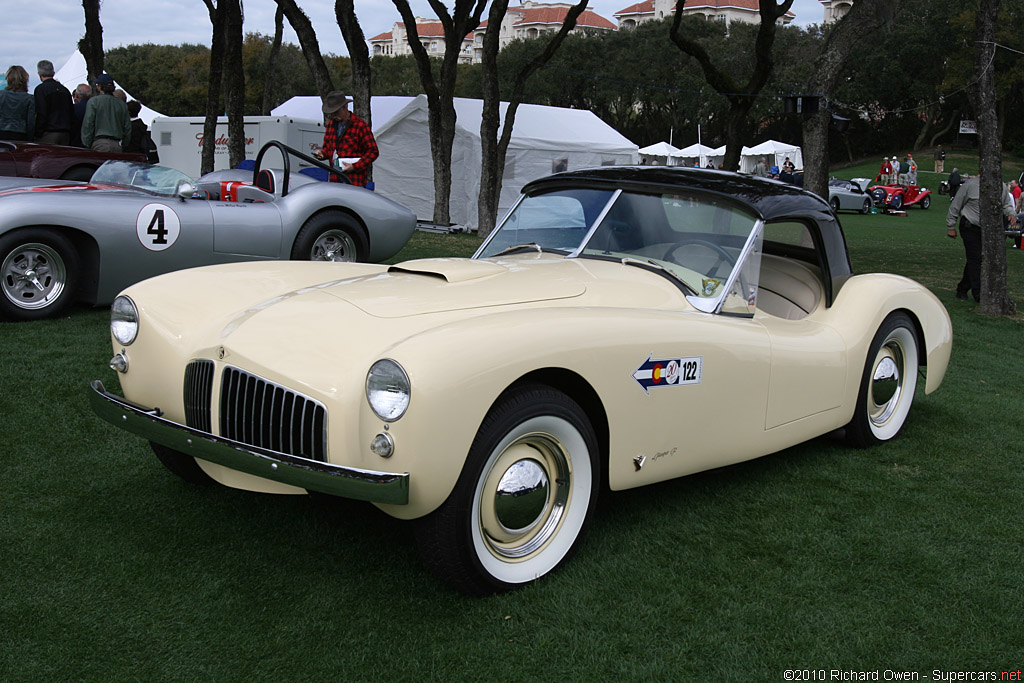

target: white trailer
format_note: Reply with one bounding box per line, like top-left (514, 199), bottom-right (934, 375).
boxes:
top-left (150, 116), bottom-right (327, 179)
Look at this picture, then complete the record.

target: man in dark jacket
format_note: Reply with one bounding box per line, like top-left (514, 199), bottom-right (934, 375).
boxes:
top-left (70, 84), bottom-right (91, 147)
top-left (33, 60), bottom-right (73, 145)
top-left (948, 168), bottom-right (962, 198)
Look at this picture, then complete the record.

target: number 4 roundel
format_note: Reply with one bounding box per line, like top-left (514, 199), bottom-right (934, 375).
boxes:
top-left (136, 203), bottom-right (181, 251)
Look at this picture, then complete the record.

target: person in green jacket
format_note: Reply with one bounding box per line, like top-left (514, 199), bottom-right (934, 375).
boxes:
top-left (81, 73), bottom-right (130, 152)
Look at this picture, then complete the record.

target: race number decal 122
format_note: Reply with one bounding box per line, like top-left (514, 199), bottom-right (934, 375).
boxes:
top-left (136, 203), bottom-right (181, 251)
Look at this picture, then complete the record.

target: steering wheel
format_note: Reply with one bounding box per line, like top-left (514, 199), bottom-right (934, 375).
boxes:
top-left (662, 238), bottom-right (750, 302)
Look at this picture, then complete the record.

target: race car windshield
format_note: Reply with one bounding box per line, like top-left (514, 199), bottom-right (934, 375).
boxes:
top-left (91, 161), bottom-right (197, 197)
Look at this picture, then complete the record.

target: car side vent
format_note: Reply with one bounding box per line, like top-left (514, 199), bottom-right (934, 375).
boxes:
top-left (219, 366), bottom-right (327, 462)
top-left (183, 359), bottom-right (215, 432)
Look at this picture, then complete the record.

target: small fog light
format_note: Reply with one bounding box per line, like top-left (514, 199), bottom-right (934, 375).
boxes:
top-left (109, 352), bottom-right (128, 373)
top-left (370, 432), bottom-right (394, 458)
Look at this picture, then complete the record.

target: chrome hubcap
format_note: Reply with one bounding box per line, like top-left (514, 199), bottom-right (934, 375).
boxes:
top-left (870, 343), bottom-right (904, 427)
top-left (311, 229), bottom-right (356, 262)
top-left (480, 436), bottom-right (570, 560)
top-left (2, 243), bottom-right (66, 310)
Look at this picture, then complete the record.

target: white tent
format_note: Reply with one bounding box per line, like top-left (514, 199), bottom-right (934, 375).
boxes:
top-left (741, 139), bottom-right (803, 174)
top-left (674, 143), bottom-right (721, 168)
top-left (54, 50), bottom-right (164, 125)
top-left (638, 141), bottom-right (680, 166)
top-left (274, 94), bottom-right (638, 229)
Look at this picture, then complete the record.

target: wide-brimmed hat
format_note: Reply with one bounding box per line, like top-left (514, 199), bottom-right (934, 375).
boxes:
top-left (322, 91), bottom-right (350, 114)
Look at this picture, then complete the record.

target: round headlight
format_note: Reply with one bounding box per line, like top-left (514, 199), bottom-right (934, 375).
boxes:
top-left (111, 296), bottom-right (139, 346)
top-left (366, 359), bottom-right (410, 422)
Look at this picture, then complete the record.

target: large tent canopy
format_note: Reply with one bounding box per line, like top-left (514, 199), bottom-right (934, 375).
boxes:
top-left (273, 94), bottom-right (638, 229)
top-left (638, 141), bottom-right (680, 166)
top-left (54, 50), bottom-right (164, 125)
top-left (740, 140), bottom-right (803, 173)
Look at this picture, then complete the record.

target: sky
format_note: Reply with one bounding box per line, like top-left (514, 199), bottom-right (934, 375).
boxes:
top-left (1, 0), bottom-right (827, 90)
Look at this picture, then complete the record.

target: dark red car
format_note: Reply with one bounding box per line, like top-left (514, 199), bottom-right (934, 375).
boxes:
top-left (0, 141), bottom-right (145, 182)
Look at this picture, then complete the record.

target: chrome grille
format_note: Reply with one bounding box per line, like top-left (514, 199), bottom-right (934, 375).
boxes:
top-left (183, 359), bottom-right (214, 432)
top-left (219, 366), bottom-right (327, 462)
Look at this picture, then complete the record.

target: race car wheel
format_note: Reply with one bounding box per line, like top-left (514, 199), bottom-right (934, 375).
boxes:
top-left (0, 229), bottom-right (80, 321)
top-left (846, 312), bottom-right (919, 448)
top-left (861, 199), bottom-right (872, 214)
top-left (829, 197), bottom-right (840, 213)
top-left (890, 193), bottom-right (903, 209)
top-left (416, 384), bottom-right (598, 595)
top-left (291, 211), bottom-right (367, 262)
top-left (920, 195), bottom-right (931, 210)
top-left (150, 442), bottom-right (216, 484)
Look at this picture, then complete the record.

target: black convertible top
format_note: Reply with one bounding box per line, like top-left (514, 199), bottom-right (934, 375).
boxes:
top-left (523, 165), bottom-right (854, 304)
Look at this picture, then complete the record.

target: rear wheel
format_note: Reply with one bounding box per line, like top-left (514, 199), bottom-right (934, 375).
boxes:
top-left (829, 197), bottom-right (840, 213)
top-left (150, 442), bottom-right (216, 484)
top-left (291, 210), bottom-right (367, 262)
top-left (0, 229), bottom-right (80, 321)
top-left (846, 312), bottom-right (919, 448)
top-left (890, 193), bottom-right (904, 209)
top-left (861, 198), bottom-right (872, 214)
top-left (416, 384), bottom-right (598, 595)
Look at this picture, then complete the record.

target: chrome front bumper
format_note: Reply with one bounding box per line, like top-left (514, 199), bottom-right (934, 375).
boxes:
top-left (89, 380), bottom-right (409, 505)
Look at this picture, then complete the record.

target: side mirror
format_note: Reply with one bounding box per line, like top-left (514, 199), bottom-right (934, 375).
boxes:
top-left (176, 181), bottom-right (196, 199)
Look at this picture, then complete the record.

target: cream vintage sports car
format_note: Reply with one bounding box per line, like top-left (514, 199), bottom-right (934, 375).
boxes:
top-left (90, 167), bottom-right (952, 594)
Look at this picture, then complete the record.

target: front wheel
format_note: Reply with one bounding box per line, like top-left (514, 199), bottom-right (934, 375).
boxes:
top-left (291, 210), bottom-right (367, 262)
top-left (846, 312), bottom-right (919, 448)
top-left (0, 229), bottom-right (80, 321)
top-left (920, 195), bottom-right (931, 210)
top-left (415, 384), bottom-right (598, 595)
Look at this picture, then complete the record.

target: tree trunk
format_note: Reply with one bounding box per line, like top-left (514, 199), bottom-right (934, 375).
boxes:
top-left (929, 109), bottom-right (960, 148)
top-left (669, 0), bottom-right (793, 175)
top-left (392, 0), bottom-right (488, 226)
top-left (336, 0), bottom-right (372, 125)
top-left (973, 0), bottom-right (1014, 316)
top-left (201, 0), bottom-right (225, 176)
top-left (79, 0), bottom-right (104, 88)
top-left (274, 0), bottom-right (335, 98)
top-left (912, 104), bottom-right (934, 151)
top-left (801, 0), bottom-right (898, 200)
top-left (478, 0), bottom-right (589, 236)
top-left (262, 6), bottom-right (284, 115)
top-left (224, 0), bottom-right (246, 169)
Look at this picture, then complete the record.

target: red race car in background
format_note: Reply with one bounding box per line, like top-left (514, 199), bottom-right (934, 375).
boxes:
top-left (868, 182), bottom-right (932, 210)
top-left (0, 141), bottom-right (145, 182)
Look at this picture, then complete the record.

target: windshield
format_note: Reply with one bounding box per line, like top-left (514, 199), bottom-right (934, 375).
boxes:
top-left (476, 185), bottom-right (764, 316)
top-left (91, 161), bottom-right (195, 196)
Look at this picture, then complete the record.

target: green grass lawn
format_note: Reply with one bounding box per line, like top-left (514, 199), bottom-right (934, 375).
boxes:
top-left (2, 196), bottom-right (1023, 680)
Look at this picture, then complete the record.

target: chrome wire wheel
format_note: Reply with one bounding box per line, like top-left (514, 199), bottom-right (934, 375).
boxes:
top-left (310, 229), bottom-right (357, 262)
top-left (470, 414), bottom-right (592, 585)
top-left (2, 242), bottom-right (67, 311)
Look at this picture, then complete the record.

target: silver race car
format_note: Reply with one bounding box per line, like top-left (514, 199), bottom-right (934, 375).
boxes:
top-left (0, 142), bottom-right (416, 321)
top-left (827, 177), bottom-right (875, 214)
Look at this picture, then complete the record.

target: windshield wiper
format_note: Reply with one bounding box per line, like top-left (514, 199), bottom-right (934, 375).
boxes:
top-left (620, 257), bottom-right (697, 295)
top-left (489, 242), bottom-right (544, 257)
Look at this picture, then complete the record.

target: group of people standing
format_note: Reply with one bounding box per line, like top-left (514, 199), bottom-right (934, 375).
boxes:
top-left (0, 60), bottom-right (152, 157)
top-left (878, 155), bottom-right (918, 185)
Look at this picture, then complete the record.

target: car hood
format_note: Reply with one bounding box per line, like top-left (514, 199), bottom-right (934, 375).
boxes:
top-left (325, 257), bottom-right (586, 318)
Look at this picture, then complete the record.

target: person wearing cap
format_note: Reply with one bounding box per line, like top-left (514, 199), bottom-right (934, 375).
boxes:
top-left (312, 91), bottom-right (378, 188)
top-left (890, 156), bottom-right (899, 184)
top-left (907, 154), bottom-right (917, 185)
top-left (878, 157), bottom-right (891, 183)
top-left (81, 73), bottom-right (131, 152)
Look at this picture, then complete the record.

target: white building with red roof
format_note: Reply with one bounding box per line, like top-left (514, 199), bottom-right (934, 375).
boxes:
top-left (369, 2), bottom-right (616, 65)
top-left (820, 0), bottom-right (853, 22)
top-left (614, 0), bottom-right (795, 29)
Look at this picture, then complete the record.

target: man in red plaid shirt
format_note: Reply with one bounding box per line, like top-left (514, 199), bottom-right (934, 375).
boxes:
top-left (313, 91), bottom-right (378, 188)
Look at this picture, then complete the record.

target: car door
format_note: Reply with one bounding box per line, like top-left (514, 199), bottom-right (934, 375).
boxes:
top-left (209, 200), bottom-right (284, 258)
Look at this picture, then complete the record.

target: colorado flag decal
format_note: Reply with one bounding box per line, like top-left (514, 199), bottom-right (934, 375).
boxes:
top-left (631, 354), bottom-right (703, 394)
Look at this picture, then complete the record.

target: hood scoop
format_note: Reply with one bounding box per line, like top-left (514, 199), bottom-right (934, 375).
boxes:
top-left (387, 258), bottom-right (508, 283)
